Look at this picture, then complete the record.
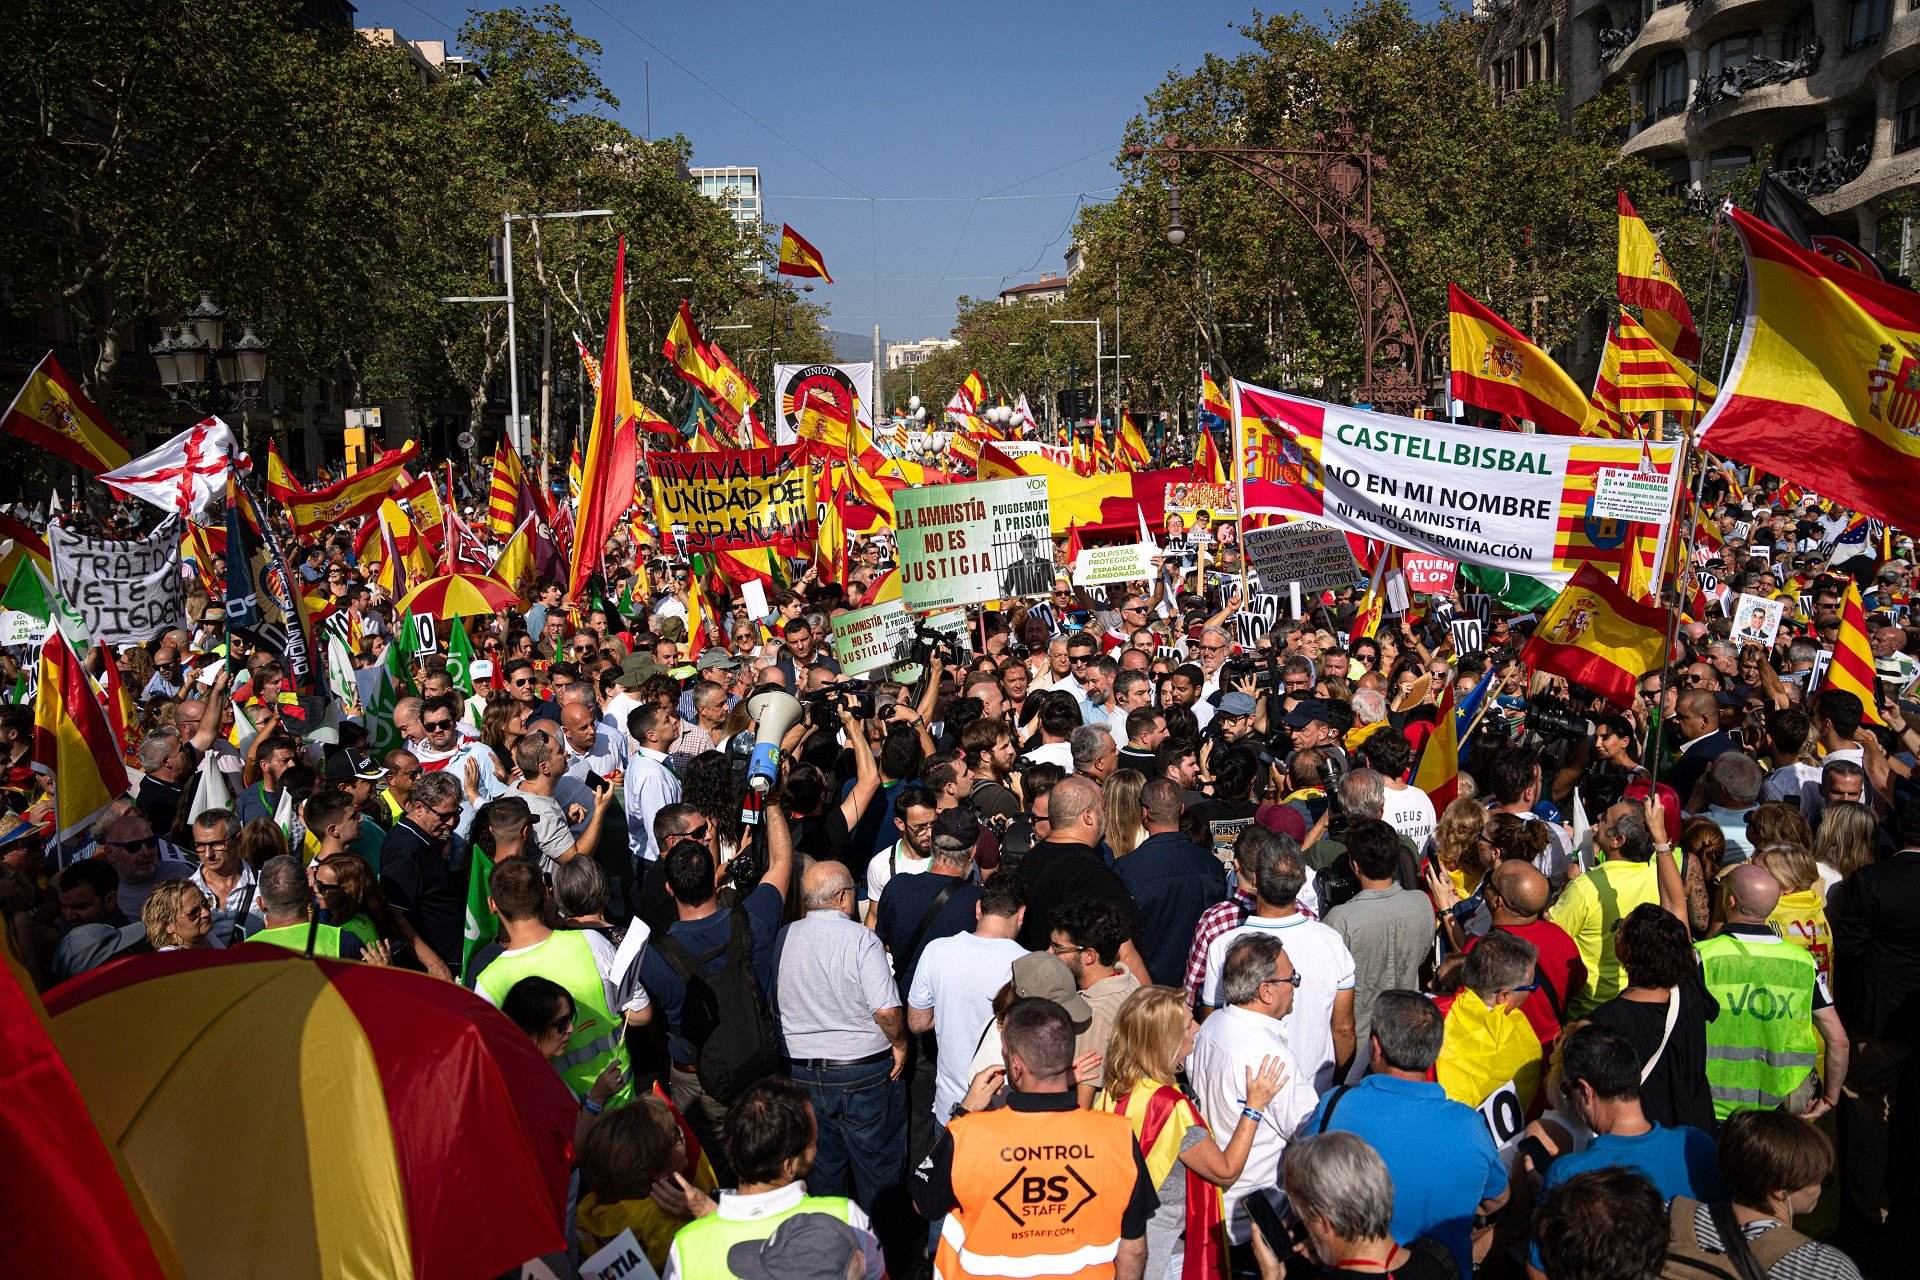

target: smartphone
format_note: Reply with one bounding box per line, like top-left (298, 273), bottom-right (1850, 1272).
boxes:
top-left (1244, 1187), bottom-right (1292, 1257)
top-left (584, 770), bottom-right (608, 794)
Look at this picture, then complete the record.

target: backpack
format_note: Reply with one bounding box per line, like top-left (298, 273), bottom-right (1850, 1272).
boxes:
top-left (654, 910), bottom-right (781, 1104)
top-left (1661, 1196), bottom-right (1813, 1280)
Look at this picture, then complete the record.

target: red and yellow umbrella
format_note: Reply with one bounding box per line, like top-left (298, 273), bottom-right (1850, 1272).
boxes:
top-left (395, 571), bottom-right (520, 617)
top-left (45, 945), bottom-right (578, 1280)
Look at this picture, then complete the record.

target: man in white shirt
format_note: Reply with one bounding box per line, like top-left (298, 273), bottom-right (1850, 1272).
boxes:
top-left (1029, 636), bottom-right (1077, 694)
top-left (558, 697), bottom-right (627, 780)
top-left (1188, 931), bottom-right (1321, 1246)
top-left (624, 703), bottom-right (682, 863)
top-left (865, 785), bottom-right (938, 923)
top-left (1200, 826), bottom-right (1358, 1092)
top-left (906, 873), bottom-right (1028, 1128)
top-left (1021, 692), bottom-right (1079, 771)
top-left (1194, 626), bottom-right (1233, 701)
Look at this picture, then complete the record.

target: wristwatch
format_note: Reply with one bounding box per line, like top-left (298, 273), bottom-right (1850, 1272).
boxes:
top-left (948, 1102), bottom-right (970, 1121)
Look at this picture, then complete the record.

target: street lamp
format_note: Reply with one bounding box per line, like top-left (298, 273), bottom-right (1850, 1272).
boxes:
top-left (149, 296), bottom-right (271, 428)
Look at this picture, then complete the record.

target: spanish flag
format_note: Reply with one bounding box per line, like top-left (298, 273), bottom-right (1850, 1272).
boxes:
top-left (1590, 308), bottom-right (1717, 430)
top-left (663, 300), bottom-right (724, 398)
top-left (1193, 424), bottom-right (1226, 484)
top-left (281, 442), bottom-right (419, 535)
top-left (0, 513), bottom-right (52, 587)
top-left (493, 513), bottom-right (539, 601)
top-left (265, 439), bottom-right (306, 502)
top-left (1821, 578), bottom-right (1887, 726)
top-left (1696, 206), bottom-right (1920, 532)
top-left (1617, 191), bottom-right (1700, 360)
top-left (1448, 284), bottom-right (1607, 437)
top-left (1200, 370), bottom-right (1232, 428)
top-left (776, 224), bottom-right (833, 284)
top-left (1412, 678), bottom-right (1463, 812)
top-left (570, 238), bottom-right (639, 599)
top-left (1521, 563), bottom-right (1670, 707)
top-left (34, 627), bottom-right (130, 840)
top-left (1, 352), bottom-right (131, 474)
top-left (1118, 411), bottom-right (1151, 469)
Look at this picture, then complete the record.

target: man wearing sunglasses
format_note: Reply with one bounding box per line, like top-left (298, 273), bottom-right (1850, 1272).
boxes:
top-left (92, 808), bottom-right (193, 919)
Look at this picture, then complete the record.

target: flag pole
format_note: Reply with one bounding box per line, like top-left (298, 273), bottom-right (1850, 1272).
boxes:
top-left (1231, 376), bottom-right (1252, 610)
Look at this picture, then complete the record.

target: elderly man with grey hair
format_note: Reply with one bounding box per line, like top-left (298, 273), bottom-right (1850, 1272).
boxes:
top-left (1068, 722), bottom-right (1118, 783)
top-left (1188, 932), bottom-right (1321, 1249)
top-left (1702, 751), bottom-right (1765, 861)
top-left (770, 859), bottom-right (906, 1212)
top-left (1350, 687), bottom-right (1390, 728)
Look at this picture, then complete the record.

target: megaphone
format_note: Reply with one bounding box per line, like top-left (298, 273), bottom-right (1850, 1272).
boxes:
top-left (744, 690), bottom-right (803, 793)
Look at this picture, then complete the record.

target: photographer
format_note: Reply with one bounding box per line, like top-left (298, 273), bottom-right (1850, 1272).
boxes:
top-left (783, 697), bottom-right (881, 866)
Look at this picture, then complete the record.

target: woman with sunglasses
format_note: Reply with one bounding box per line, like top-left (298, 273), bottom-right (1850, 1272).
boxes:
top-left (312, 852), bottom-right (451, 979)
top-left (141, 880), bottom-right (218, 952)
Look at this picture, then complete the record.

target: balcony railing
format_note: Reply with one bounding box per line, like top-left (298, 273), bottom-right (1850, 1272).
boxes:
top-left (1598, 22), bottom-right (1641, 62)
top-left (1687, 37), bottom-right (1825, 116)
top-left (1775, 141), bottom-right (1873, 193)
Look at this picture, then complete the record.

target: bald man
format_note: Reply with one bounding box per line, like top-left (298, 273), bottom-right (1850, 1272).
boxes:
top-left (1461, 861), bottom-right (1586, 1047)
top-left (1697, 864), bottom-right (1848, 1120)
top-left (559, 699), bottom-right (627, 781)
top-left (1019, 776), bottom-right (1154, 981)
top-left (1666, 687), bottom-right (1734, 809)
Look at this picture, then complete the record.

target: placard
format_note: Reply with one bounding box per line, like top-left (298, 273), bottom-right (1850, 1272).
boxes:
top-left (1164, 480), bottom-right (1237, 517)
top-left (48, 517), bottom-right (185, 646)
top-left (896, 476), bottom-right (1052, 611)
top-left (1073, 542), bottom-right (1155, 587)
top-left (1478, 1079), bottom-right (1527, 1168)
top-left (647, 446), bottom-right (811, 555)
top-left (1402, 555), bottom-right (1458, 595)
top-left (740, 577), bottom-right (769, 624)
top-left (1463, 593), bottom-right (1493, 629)
top-left (1449, 617), bottom-right (1486, 656)
top-left (0, 611), bottom-right (40, 646)
top-left (831, 598), bottom-right (914, 677)
top-left (1591, 467), bottom-right (1673, 522)
top-left (1234, 593), bottom-right (1284, 649)
top-left (1731, 593), bottom-right (1785, 649)
top-left (579, 1228), bottom-right (659, 1280)
top-left (1241, 521), bottom-right (1364, 594)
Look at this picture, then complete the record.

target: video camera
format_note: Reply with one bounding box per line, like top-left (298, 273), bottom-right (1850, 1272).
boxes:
top-left (1523, 694), bottom-right (1591, 743)
top-left (801, 685), bottom-right (874, 731)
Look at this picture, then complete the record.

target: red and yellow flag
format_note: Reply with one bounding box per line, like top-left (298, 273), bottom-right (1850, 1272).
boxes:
top-left (1201, 370), bottom-right (1232, 427)
top-left (0, 513), bottom-right (51, 587)
top-left (1821, 578), bottom-right (1887, 726)
top-left (570, 238), bottom-right (640, 599)
top-left (486, 444), bottom-right (530, 538)
top-left (493, 514), bottom-right (539, 601)
top-left (1590, 307), bottom-right (1717, 431)
top-left (776, 224), bottom-right (833, 284)
top-left (1, 352), bottom-right (130, 474)
top-left (281, 443), bottom-right (419, 535)
top-left (1520, 563), bottom-right (1670, 707)
top-left (265, 439), bottom-right (305, 502)
top-left (34, 629), bottom-right (130, 840)
top-left (1698, 206), bottom-right (1920, 532)
top-left (663, 300), bottom-right (723, 397)
top-left (1193, 424), bottom-right (1226, 484)
top-left (1448, 284), bottom-right (1607, 437)
top-left (1117, 412), bottom-right (1151, 469)
top-left (1618, 191), bottom-right (1700, 361)
top-left (1411, 678), bottom-right (1462, 812)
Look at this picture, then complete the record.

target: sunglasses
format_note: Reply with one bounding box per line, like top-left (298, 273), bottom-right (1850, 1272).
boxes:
top-left (423, 718), bottom-right (454, 732)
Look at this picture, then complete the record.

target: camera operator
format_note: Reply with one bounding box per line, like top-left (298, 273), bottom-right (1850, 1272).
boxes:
top-left (782, 695), bottom-right (882, 866)
top-left (1199, 690), bottom-right (1261, 779)
top-left (1021, 692), bottom-right (1079, 771)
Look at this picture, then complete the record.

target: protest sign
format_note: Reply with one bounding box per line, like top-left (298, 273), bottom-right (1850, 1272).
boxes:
top-left (1242, 521), bottom-right (1364, 594)
top-left (1164, 480), bottom-right (1237, 517)
top-left (1591, 467), bottom-right (1673, 523)
top-left (647, 445), bottom-right (811, 555)
top-left (1236, 381), bottom-right (1679, 585)
top-left (1402, 555), bottom-right (1458, 595)
top-left (49, 517), bottom-right (184, 645)
top-left (832, 598), bottom-right (914, 677)
top-left (994, 440), bottom-right (1078, 469)
top-left (896, 476), bottom-right (1052, 611)
top-left (1073, 542), bottom-right (1155, 587)
top-left (579, 1228), bottom-right (659, 1280)
top-left (774, 362), bottom-right (874, 447)
top-left (1449, 616), bottom-right (1486, 656)
top-left (1234, 593), bottom-right (1283, 649)
top-left (0, 611), bottom-right (39, 646)
top-left (1732, 593), bottom-right (1786, 649)
top-left (1478, 1080), bottom-right (1527, 1169)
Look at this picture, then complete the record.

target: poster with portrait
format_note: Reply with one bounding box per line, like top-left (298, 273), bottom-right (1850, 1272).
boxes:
top-left (1731, 593), bottom-right (1785, 649)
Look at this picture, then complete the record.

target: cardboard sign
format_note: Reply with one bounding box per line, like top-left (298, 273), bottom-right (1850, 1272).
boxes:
top-left (48, 517), bottom-right (185, 646)
top-left (1478, 1080), bottom-right (1527, 1168)
top-left (897, 476), bottom-right (1053, 610)
top-left (647, 446), bottom-right (812, 555)
top-left (1402, 555), bottom-right (1458, 595)
top-left (1073, 542), bottom-right (1155, 587)
top-left (1242, 521), bottom-right (1364, 594)
top-left (0, 611), bottom-right (40, 646)
top-left (1591, 466), bottom-right (1674, 522)
top-left (579, 1228), bottom-right (659, 1280)
top-left (1807, 648), bottom-right (1833, 695)
top-left (831, 598), bottom-right (914, 678)
top-left (1449, 617), bottom-right (1486, 656)
top-left (1234, 593), bottom-right (1284, 649)
top-left (1463, 593), bottom-right (1493, 629)
top-left (1732, 593), bottom-right (1785, 649)
top-left (740, 577), bottom-right (769, 624)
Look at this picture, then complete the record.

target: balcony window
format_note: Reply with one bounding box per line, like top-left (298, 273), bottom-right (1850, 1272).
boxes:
top-left (1709, 146), bottom-right (1755, 191)
top-left (1644, 52), bottom-right (1689, 122)
top-left (1845, 0), bottom-right (1886, 52)
top-left (1776, 125), bottom-right (1825, 173)
top-left (1847, 112), bottom-right (1874, 156)
top-left (1900, 74), bottom-right (1920, 152)
top-left (1784, 8), bottom-right (1819, 57)
top-left (1707, 32), bottom-right (1762, 77)
top-left (1656, 155), bottom-right (1693, 199)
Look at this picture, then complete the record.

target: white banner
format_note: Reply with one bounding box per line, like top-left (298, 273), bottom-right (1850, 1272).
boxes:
top-left (48, 517), bottom-right (185, 646)
top-left (1073, 542), bottom-right (1155, 587)
top-left (774, 363), bottom-right (875, 445)
top-left (1234, 382), bottom-right (1679, 585)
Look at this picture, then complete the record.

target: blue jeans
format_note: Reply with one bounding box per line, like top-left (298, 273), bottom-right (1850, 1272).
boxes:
top-left (788, 1055), bottom-right (903, 1213)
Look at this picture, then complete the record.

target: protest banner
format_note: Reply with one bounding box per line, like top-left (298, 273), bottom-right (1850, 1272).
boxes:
top-left (1164, 480), bottom-right (1238, 517)
top-left (48, 517), bottom-right (184, 645)
top-left (1732, 593), bottom-right (1786, 648)
top-left (1242, 520), bottom-right (1365, 593)
top-left (0, 611), bottom-right (39, 646)
top-left (774, 362), bottom-right (874, 446)
top-left (648, 445), bottom-right (811, 555)
top-left (1073, 542), bottom-right (1155, 587)
top-left (1592, 466), bottom-right (1673, 523)
top-left (896, 476), bottom-right (1052, 611)
top-left (994, 440), bottom-right (1077, 469)
top-left (1403, 555), bottom-right (1458, 595)
top-left (1235, 380), bottom-right (1679, 585)
top-left (832, 597), bottom-right (914, 677)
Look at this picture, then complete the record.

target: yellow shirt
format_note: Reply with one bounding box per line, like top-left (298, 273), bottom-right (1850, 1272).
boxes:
top-left (1547, 856), bottom-right (1665, 1016)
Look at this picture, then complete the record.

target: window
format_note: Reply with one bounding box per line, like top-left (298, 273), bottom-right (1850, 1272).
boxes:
top-left (1707, 32), bottom-right (1762, 77)
top-left (1646, 52), bottom-right (1688, 121)
top-left (1899, 74), bottom-right (1920, 152)
top-left (1776, 125), bottom-right (1825, 172)
top-left (1846, 0), bottom-right (1886, 51)
top-left (1530, 43), bottom-right (1543, 84)
top-left (1784, 8), bottom-right (1819, 57)
top-left (1709, 146), bottom-right (1755, 189)
top-left (1656, 155), bottom-right (1693, 199)
top-left (1846, 112), bottom-right (1874, 157)
top-left (1544, 26), bottom-right (1558, 81)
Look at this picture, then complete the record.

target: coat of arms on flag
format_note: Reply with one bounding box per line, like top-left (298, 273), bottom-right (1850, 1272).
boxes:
top-left (1866, 341), bottom-right (1920, 433)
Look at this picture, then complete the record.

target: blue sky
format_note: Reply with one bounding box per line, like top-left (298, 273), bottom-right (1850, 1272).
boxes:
top-left (351, 0), bottom-right (1271, 341)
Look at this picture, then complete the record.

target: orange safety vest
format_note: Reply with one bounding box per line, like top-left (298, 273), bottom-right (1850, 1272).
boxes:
top-left (934, 1102), bottom-right (1141, 1280)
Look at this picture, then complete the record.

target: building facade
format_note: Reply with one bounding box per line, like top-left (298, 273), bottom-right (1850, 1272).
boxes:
top-left (885, 338), bottom-right (959, 369)
top-left (997, 273), bottom-right (1071, 305)
top-left (689, 166), bottom-right (763, 228)
top-left (1477, 0), bottom-right (1920, 263)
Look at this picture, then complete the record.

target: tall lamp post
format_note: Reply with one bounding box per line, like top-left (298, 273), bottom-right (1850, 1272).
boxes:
top-left (150, 291), bottom-right (271, 449)
top-left (1048, 317), bottom-right (1101, 427)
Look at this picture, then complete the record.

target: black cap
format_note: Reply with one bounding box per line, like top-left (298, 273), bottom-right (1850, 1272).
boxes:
top-left (932, 806), bottom-right (980, 851)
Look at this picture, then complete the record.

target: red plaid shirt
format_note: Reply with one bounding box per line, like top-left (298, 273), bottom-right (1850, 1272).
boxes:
top-left (1184, 889), bottom-right (1254, 1009)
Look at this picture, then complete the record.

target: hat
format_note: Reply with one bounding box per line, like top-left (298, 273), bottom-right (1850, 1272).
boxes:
top-left (0, 811), bottom-right (38, 846)
top-left (200, 604), bottom-right (227, 624)
top-left (1281, 699), bottom-right (1330, 730)
top-left (932, 806), bottom-right (980, 852)
top-left (1009, 952), bottom-right (1092, 1030)
top-left (1877, 656), bottom-right (1910, 682)
top-left (725, 1213), bottom-right (863, 1280)
top-left (49, 921), bottom-right (147, 986)
top-left (695, 649), bottom-right (741, 672)
top-left (323, 748), bottom-right (388, 783)
top-left (469, 659), bottom-right (494, 681)
top-left (617, 653), bottom-right (664, 689)
top-left (656, 615), bottom-right (689, 643)
top-left (1713, 687), bottom-right (1747, 709)
top-left (1218, 691), bottom-right (1257, 717)
top-left (1254, 802), bottom-right (1308, 842)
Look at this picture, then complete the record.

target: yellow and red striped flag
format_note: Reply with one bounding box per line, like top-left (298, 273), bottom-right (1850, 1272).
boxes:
top-left (281, 443), bottom-right (418, 536)
top-left (1193, 423), bottom-right (1226, 484)
top-left (776, 224), bottom-right (833, 284)
top-left (1411, 678), bottom-right (1462, 812)
top-left (1201, 370), bottom-right (1232, 428)
top-left (1618, 191), bottom-right (1700, 361)
top-left (1821, 578), bottom-right (1886, 726)
top-left (265, 439), bottom-right (306, 502)
top-left (0, 352), bottom-right (130, 474)
top-left (1448, 284), bottom-right (1607, 437)
top-left (570, 238), bottom-right (639, 599)
top-left (1117, 412), bottom-right (1151, 469)
top-left (486, 443), bottom-right (530, 538)
top-left (34, 628), bottom-right (130, 839)
top-left (1590, 308), bottom-right (1717, 432)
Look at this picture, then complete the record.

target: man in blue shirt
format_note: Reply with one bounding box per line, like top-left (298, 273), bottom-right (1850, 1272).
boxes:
top-left (1114, 778), bottom-right (1227, 986)
top-left (1300, 990), bottom-right (1509, 1276)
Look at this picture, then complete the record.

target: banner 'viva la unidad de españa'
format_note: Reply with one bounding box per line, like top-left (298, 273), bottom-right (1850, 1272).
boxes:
top-left (648, 445), bottom-right (812, 555)
top-left (1234, 381), bottom-right (1678, 587)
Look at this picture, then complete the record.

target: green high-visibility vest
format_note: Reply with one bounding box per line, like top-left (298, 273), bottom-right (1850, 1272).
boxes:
top-left (250, 921), bottom-right (345, 958)
top-left (474, 930), bottom-right (633, 1104)
top-left (671, 1193), bottom-right (854, 1276)
top-left (1696, 932), bottom-right (1822, 1120)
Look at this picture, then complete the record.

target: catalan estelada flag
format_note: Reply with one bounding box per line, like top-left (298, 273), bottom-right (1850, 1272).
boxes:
top-left (1590, 307), bottom-right (1717, 430)
top-left (776, 224), bottom-right (833, 284)
top-left (1618, 191), bottom-right (1700, 360)
top-left (280, 442), bottom-right (419, 536)
top-left (34, 627), bottom-right (130, 840)
top-left (1448, 284), bottom-right (1607, 437)
top-left (1821, 578), bottom-right (1887, 726)
top-left (1521, 563), bottom-right (1670, 707)
top-left (1697, 206), bottom-right (1920, 533)
top-left (1, 352), bottom-right (131, 474)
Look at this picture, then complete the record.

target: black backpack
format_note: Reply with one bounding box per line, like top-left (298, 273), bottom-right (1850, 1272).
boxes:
top-left (654, 911), bottom-right (780, 1104)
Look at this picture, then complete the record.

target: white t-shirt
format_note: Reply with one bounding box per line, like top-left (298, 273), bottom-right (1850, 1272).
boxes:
top-left (907, 931), bottom-right (1027, 1123)
top-left (1201, 913), bottom-right (1356, 1093)
top-left (1187, 1005), bottom-right (1320, 1244)
top-left (866, 838), bottom-right (932, 904)
top-left (1024, 740), bottom-right (1075, 772)
top-left (1763, 761), bottom-right (1822, 816)
top-left (1379, 783), bottom-right (1437, 848)
top-left (473, 928), bottom-right (649, 1015)
top-left (507, 785), bottom-right (575, 873)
